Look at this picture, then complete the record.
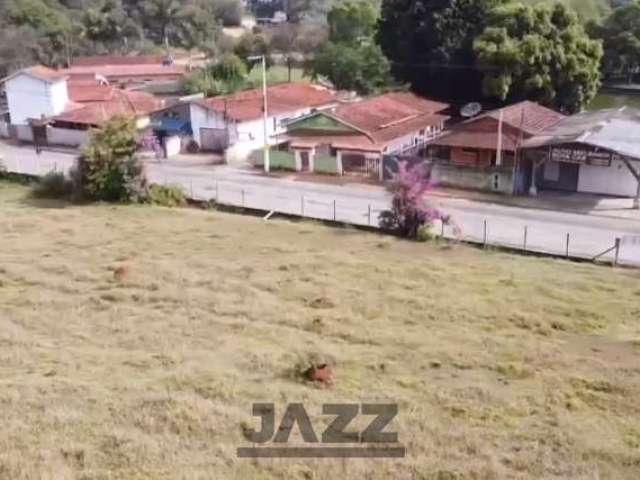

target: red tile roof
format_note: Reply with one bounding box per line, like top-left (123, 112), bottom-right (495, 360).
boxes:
top-left (329, 92), bottom-right (449, 145)
top-left (202, 82), bottom-right (338, 122)
top-left (60, 64), bottom-right (187, 80)
top-left (68, 84), bottom-right (115, 103)
top-left (3, 65), bottom-right (68, 83)
top-left (431, 101), bottom-right (565, 152)
top-left (53, 90), bottom-right (164, 126)
top-left (72, 55), bottom-right (167, 67)
top-left (482, 101), bottom-right (565, 135)
top-left (283, 92), bottom-right (449, 152)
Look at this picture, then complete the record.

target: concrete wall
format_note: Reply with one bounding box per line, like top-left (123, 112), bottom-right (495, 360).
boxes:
top-left (47, 127), bottom-right (89, 147)
top-left (578, 158), bottom-right (638, 197)
top-left (190, 104), bottom-right (228, 146)
top-left (15, 125), bottom-right (33, 142)
top-left (432, 163), bottom-right (514, 194)
top-left (164, 135), bottom-right (182, 157)
top-left (6, 74), bottom-right (68, 125)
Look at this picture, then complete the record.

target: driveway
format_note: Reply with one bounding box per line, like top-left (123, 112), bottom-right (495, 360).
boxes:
top-left (2, 142), bottom-right (640, 266)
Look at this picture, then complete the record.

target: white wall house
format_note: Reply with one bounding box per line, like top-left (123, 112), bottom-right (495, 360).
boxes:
top-left (3, 67), bottom-right (69, 126)
top-left (151, 83), bottom-right (337, 162)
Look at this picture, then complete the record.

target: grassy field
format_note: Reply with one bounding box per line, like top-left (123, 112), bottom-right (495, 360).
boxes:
top-left (248, 65), bottom-right (308, 88)
top-left (1, 181), bottom-right (640, 479)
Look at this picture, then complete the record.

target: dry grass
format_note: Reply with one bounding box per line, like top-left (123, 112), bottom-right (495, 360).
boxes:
top-left (1, 181), bottom-right (640, 479)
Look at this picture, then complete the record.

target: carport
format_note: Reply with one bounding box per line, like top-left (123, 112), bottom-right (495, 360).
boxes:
top-left (523, 107), bottom-right (640, 208)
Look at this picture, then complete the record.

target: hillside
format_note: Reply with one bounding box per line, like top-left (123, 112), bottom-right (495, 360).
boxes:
top-left (2, 181), bottom-right (640, 479)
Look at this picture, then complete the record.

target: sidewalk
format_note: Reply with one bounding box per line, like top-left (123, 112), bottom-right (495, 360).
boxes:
top-left (428, 187), bottom-right (640, 221)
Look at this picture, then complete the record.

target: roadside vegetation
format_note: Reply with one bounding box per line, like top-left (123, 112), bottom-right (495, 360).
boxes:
top-left (1, 181), bottom-right (640, 479)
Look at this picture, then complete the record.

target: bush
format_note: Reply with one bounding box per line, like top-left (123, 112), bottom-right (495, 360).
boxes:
top-left (148, 184), bottom-right (187, 207)
top-left (31, 171), bottom-right (74, 199)
top-left (379, 160), bottom-right (446, 239)
top-left (74, 117), bottom-right (148, 203)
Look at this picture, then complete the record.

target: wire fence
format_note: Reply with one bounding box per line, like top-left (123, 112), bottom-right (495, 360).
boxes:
top-left (158, 176), bottom-right (636, 267)
top-left (4, 153), bottom-right (639, 267)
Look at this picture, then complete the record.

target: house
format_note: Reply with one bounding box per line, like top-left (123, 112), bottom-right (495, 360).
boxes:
top-left (425, 101), bottom-right (565, 194)
top-left (273, 92), bottom-right (449, 180)
top-left (523, 107), bottom-right (640, 206)
top-left (51, 55), bottom-right (188, 92)
top-left (1, 65), bottom-right (164, 147)
top-left (150, 82), bottom-right (338, 160)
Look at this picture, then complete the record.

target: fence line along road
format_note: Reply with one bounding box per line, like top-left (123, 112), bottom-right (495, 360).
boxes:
top-left (3, 152), bottom-right (639, 267)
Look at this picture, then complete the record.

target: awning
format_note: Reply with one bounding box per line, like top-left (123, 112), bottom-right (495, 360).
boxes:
top-left (151, 117), bottom-right (192, 135)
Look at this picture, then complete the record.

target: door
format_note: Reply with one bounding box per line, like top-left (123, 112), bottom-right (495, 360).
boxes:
top-left (537, 161), bottom-right (580, 192)
top-left (300, 151), bottom-right (310, 171)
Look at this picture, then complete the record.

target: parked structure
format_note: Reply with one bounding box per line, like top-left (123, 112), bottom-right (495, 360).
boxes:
top-left (523, 107), bottom-right (640, 206)
top-left (425, 101), bottom-right (565, 194)
top-left (1, 66), bottom-right (164, 147)
top-left (273, 92), bottom-right (449, 180)
top-left (150, 82), bottom-right (338, 160)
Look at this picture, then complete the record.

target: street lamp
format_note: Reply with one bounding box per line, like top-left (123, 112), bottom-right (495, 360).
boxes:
top-left (248, 55), bottom-right (270, 173)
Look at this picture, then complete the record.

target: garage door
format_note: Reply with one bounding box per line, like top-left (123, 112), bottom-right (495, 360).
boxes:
top-left (200, 128), bottom-right (228, 152)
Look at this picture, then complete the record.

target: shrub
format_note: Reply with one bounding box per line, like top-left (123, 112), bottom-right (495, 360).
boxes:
top-left (32, 171), bottom-right (74, 199)
top-left (379, 160), bottom-right (446, 239)
top-left (74, 117), bottom-right (148, 203)
top-left (148, 184), bottom-right (187, 207)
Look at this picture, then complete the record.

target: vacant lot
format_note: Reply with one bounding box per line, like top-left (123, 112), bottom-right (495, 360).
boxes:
top-left (1, 181), bottom-right (640, 479)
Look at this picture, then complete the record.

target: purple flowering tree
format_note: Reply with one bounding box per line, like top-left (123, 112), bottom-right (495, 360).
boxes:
top-left (137, 131), bottom-right (163, 159)
top-left (379, 160), bottom-right (448, 238)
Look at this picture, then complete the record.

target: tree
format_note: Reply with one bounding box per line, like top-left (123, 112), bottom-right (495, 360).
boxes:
top-left (306, 42), bottom-right (392, 94)
top-left (377, 0), bottom-right (507, 101)
top-left (591, 1), bottom-right (640, 83)
top-left (183, 53), bottom-right (249, 96)
top-left (81, 0), bottom-right (134, 52)
top-left (474, 2), bottom-right (602, 113)
top-left (379, 160), bottom-right (445, 239)
top-left (74, 117), bottom-right (148, 202)
top-left (141, 0), bottom-right (182, 43)
top-left (327, 1), bottom-right (377, 44)
top-left (211, 0), bottom-right (244, 27)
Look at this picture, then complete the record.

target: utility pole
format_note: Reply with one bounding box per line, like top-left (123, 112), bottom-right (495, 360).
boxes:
top-left (496, 109), bottom-right (504, 166)
top-left (248, 54), bottom-right (270, 173)
top-left (261, 55), bottom-right (270, 173)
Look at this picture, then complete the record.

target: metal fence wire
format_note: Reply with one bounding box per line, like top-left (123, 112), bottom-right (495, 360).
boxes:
top-left (3, 154), bottom-right (635, 267)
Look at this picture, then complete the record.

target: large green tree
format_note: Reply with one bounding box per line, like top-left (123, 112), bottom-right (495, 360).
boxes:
top-left (327, 1), bottom-right (378, 44)
top-left (474, 2), bottom-right (602, 113)
top-left (307, 42), bottom-right (392, 94)
top-left (377, 0), bottom-right (507, 101)
top-left (590, 0), bottom-right (640, 83)
top-left (307, 0), bottom-right (391, 94)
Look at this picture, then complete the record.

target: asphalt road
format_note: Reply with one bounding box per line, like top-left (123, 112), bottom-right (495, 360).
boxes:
top-left (3, 142), bottom-right (640, 266)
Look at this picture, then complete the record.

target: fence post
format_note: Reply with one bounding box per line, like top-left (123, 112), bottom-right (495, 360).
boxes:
top-left (241, 189), bottom-right (245, 208)
top-left (216, 182), bottom-right (219, 202)
top-left (368, 204), bottom-right (372, 226)
top-left (523, 226), bottom-right (528, 251)
top-left (483, 219), bottom-right (488, 246)
top-left (565, 233), bottom-right (570, 258)
top-left (441, 219), bottom-right (445, 237)
top-left (333, 200), bottom-right (337, 221)
top-left (614, 237), bottom-right (621, 266)
top-left (190, 180), bottom-right (194, 199)
top-left (301, 195), bottom-right (305, 216)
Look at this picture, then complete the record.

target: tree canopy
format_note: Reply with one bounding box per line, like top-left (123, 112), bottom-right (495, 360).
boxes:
top-left (474, 2), bottom-right (602, 113)
top-left (590, 0), bottom-right (640, 82)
